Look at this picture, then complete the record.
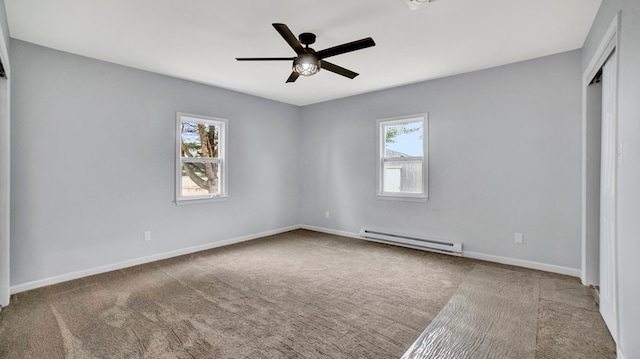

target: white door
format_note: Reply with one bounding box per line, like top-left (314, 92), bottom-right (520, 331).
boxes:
top-left (599, 51), bottom-right (618, 341)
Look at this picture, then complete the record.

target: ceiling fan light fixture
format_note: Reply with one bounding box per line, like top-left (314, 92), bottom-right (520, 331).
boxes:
top-left (293, 54), bottom-right (320, 76)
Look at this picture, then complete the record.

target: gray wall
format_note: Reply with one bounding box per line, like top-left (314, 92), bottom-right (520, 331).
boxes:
top-left (10, 40), bottom-right (300, 286)
top-left (9, 40), bottom-right (585, 287)
top-left (299, 50), bottom-right (583, 270)
top-left (582, 1), bottom-right (640, 357)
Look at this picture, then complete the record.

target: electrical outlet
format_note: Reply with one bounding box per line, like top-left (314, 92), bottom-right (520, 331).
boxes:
top-left (144, 231), bottom-right (151, 242)
top-left (515, 233), bottom-right (523, 244)
top-left (325, 211), bottom-right (330, 219)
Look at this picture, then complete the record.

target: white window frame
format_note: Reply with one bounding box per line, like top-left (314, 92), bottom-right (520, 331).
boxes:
top-left (175, 112), bottom-right (228, 204)
top-left (377, 114), bottom-right (428, 201)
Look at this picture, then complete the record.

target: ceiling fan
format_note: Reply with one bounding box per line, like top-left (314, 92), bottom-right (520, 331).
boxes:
top-left (236, 23), bottom-right (376, 83)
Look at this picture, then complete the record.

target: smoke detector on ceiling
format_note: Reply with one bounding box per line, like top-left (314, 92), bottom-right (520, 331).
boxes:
top-left (404, 0), bottom-right (433, 10)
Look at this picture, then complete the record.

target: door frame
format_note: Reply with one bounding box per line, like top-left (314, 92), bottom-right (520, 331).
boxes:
top-left (581, 11), bottom-right (621, 341)
top-left (0, 13), bottom-right (9, 310)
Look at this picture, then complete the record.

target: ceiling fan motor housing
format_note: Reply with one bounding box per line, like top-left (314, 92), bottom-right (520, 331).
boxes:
top-left (299, 32), bottom-right (316, 46)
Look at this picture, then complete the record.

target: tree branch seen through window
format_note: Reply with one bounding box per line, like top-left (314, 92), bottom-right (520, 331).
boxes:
top-left (176, 114), bottom-right (227, 202)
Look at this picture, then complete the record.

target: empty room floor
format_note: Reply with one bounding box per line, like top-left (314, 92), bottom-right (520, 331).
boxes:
top-left (0, 230), bottom-right (615, 358)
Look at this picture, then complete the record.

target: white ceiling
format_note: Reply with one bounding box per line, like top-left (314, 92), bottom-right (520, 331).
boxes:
top-left (5, 0), bottom-right (601, 106)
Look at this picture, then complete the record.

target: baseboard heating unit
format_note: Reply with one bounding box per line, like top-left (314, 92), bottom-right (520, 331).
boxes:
top-left (359, 228), bottom-right (462, 256)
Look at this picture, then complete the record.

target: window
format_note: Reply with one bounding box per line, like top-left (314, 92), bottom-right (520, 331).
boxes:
top-left (377, 114), bottom-right (428, 200)
top-left (176, 113), bottom-right (227, 203)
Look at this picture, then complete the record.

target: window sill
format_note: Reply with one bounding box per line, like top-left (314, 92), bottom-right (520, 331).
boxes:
top-left (377, 194), bottom-right (428, 202)
top-left (174, 196), bottom-right (228, 205)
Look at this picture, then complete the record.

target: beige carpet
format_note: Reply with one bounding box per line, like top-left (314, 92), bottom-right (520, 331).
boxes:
top-left (0, 230), bottom-right (615, 358)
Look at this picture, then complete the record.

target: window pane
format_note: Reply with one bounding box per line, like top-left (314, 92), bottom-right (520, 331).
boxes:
top-left (383, 160), bottom-right (423, 193)
top-left (181, 122), bottom-right (219, 158)
top-left (181, 162), bottom-right (220, 196)
top-left (384, 120), bottom-right (423, 157)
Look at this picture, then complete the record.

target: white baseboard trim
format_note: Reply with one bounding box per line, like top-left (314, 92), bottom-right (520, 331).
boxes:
top-left (462, 251), bottom-right (581, 278)
top-left (299, 225), bottom-right (361, 240)
top-left (10, 225), bottom-right (300, 294)
top-left (9, 224), bottom-right (582, 294)
top-left (299, 225), bottom-right (581, 278)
